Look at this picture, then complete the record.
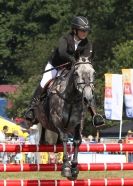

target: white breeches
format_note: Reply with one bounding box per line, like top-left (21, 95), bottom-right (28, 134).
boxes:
top-left (40, 62), bottom-right (58, 88)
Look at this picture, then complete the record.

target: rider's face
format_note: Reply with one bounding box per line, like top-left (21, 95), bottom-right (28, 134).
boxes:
top-left (77, 30), bottom-right (88, 40)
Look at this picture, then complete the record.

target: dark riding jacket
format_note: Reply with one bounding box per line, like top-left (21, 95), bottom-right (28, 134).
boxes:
top-left (50, 32), bottom-right (93, 67)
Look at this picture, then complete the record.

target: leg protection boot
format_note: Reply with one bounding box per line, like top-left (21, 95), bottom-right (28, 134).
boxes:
top-left (24, 85), bottom-right (44, 123)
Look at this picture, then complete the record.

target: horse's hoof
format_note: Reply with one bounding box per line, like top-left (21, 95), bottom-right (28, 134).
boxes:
top-left (71, 167), bottom-right (79, 180)
top-left (65, 167), bottom-right (79, 180)
top-left (61, 167), bottom-right (72, 178)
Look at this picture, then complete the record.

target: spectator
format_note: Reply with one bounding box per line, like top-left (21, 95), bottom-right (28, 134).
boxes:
top-left (56, 152), bottom-right (63, 164)
top-left (88, 135), bottom-right (95, 143)
top-left (49, 152), bottom-right (56, 164)
top-left (99, 137), bottom-right (104, 143)
top-left (118, 139), bottom-right (123, 143)
top-left (81, 134), bottom-right (87, 143)
top-left (126, 130), bottom-right (133, 162)
top-left (11, 130), bottom-right (25, 164)
top-left (11, 130), bottom-right (19, 143)
top-left (27, 124), bottom-right (40, 163)
top-left (28, 124), bottom-right (40, 144)
top-left (0, 126), bottom-right (9, 164)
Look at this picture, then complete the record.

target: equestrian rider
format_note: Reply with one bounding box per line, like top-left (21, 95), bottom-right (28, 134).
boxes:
top-left (25, 16), bottom-right (105, 127)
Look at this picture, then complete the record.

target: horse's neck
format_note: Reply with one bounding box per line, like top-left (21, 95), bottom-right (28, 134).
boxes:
top-left (54, 69), bottom-right (79, 102)
top-left (64, 72), bottom-right (77, 100)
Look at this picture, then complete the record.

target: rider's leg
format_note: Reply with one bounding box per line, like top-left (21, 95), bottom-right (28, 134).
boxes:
top-left (25, 62), bottom-right (57, 123)
top-left (24, 84), bottom-right (45, 123)
top-left (88, 97), bottom-right (105, 127)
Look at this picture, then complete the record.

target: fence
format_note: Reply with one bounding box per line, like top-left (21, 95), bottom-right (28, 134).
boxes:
top-left (0, 143), bottom-right (133, 186)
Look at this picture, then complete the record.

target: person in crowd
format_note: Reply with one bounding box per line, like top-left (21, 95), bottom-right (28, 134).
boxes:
top-left (126, 130), bottom-right (133, 162)
top-left (27, 124), bottom-right (40, 163)
top-left (24, 16), bottom-right (104, 128)
top-left (49, 152), bottom-right (56, 164)
top-left (56, 152), bottom-right (63, 164)
top-left (0, 126), bottom-right (9, 164)
top-left (11, 130), bottom-right (25, 163)
top-left (88, 135), bottom-right (95, 143)
top-left (99, 137), bottom-right (104, 143)
top-left (81, 134), bottom-right (87, 143)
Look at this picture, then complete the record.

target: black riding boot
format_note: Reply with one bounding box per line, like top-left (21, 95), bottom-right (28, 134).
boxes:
top-left (88, 98), bottom-right (105, 128)
top-left (24, 85), bottom-right (44, 123)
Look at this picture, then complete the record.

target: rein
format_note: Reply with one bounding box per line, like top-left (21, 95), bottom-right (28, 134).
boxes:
top-left (43, 62), bottom-right (71, 73)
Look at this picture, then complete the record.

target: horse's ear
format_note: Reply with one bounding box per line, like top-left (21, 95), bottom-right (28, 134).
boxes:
top-left (87, 57), bottom-right (92, 64)
top-left (78, 56), bottom-right (86, 62)
top-left (78, 57), bottom-right (82, 62)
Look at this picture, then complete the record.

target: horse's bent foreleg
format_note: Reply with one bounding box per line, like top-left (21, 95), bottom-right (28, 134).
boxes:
top-left (71, 124), bottom-right (82, 179)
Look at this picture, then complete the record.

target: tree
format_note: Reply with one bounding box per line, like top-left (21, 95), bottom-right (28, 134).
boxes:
top-left (111, 40), bottom-right (133, 73)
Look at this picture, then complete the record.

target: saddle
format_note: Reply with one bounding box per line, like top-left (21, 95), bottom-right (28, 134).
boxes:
top-left (42, 68), bottom-right (69, 98)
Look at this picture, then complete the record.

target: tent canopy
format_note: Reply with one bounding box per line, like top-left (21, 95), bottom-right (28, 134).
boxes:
top-left (100, 122), bottom-right (133, 138)
top-left (0, 117), bottom-right (28, 138)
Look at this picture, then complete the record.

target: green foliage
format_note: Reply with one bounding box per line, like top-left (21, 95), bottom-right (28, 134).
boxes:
top-left (111, 40), bottom-right (133, 73)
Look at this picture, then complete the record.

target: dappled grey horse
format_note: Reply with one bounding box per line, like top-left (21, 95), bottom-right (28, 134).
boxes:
top-left (34, 57), bottom-right (95, 179)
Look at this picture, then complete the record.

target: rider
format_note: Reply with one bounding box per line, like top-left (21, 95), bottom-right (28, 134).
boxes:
top-left (24, 16), bottom-right (104, 127)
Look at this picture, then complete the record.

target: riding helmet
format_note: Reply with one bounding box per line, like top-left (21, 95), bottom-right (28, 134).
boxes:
top-left (71, 16), bottom-right (90, 32)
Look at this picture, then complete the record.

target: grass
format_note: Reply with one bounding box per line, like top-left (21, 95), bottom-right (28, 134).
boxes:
top-left (0, 171), bottom-right (133, 180)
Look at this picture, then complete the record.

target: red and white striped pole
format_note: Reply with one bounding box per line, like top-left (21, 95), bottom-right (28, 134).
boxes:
top-left (0, 144), bottom-right (133, 152)
top-left (0, 179), bottom-right (133, 186)
top-left (0, 163), bottom-right (133, 172)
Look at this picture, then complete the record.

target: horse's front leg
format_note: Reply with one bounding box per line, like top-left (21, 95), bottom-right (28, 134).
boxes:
top-left (60, 132), bottom-right (72, 178)
top-left (71, 124), bottom-right (82, 179)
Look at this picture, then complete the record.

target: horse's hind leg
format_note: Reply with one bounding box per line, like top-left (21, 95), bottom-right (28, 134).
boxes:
top-left (71, 124), bottom-right (82, 179)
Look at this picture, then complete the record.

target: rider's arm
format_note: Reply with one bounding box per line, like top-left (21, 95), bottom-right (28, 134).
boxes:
top-left (58, 37), bottom-right (76, 64)
top-left (81, 40), bottom-right (93, 61)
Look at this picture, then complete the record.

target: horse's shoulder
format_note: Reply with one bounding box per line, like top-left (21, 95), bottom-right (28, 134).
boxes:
top-left (50, 69), bottom-right (69, 94)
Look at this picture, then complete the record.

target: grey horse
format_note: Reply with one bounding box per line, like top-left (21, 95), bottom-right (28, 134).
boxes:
top-left (34, 57), bottom-right (95, 179)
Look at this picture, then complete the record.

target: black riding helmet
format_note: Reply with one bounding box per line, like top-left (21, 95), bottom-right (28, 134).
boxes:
top-left (71, 16), bottom-right (90, 32)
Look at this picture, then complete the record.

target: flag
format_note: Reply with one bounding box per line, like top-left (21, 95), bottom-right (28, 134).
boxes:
top-left (104, 74), bottom-right (123, 120)
top-left (122, 69), bottom-right (133, 118)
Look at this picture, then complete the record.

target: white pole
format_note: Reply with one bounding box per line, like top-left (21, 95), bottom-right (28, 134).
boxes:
top-left (119, 120), bottom-right (123, 139)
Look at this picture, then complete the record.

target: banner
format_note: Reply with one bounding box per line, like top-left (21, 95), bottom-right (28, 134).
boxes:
top-left (122, 69), bottom-right (133, 118)
top-left (104, 74), bottom-right (123, 120)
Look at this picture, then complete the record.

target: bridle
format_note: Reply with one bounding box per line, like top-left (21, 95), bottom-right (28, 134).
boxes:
top-left (56, 60), bottom-right (95, 104)
top-left (73, 61), bottom-right (95, 92)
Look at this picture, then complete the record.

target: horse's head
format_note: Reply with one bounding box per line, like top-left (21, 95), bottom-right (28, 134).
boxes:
top-left (73, 57), bottom-right (95, 106)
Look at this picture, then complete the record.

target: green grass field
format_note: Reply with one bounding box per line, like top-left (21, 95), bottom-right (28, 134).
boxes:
top-left (0, 171), bottom-right (133, 180)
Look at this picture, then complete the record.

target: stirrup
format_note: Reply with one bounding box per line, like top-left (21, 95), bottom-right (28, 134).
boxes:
top-left (25, 107), bottom-right (34, 119)
top-left (92, 114), bottom-right (105, 128)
